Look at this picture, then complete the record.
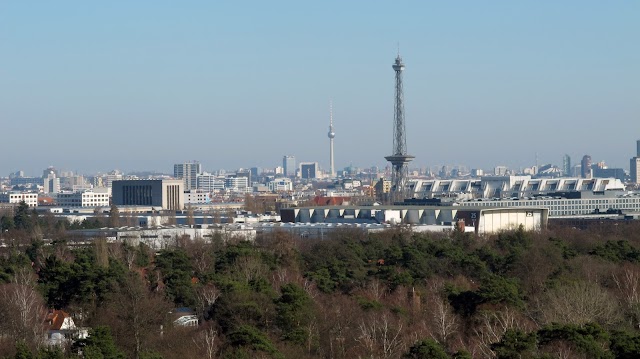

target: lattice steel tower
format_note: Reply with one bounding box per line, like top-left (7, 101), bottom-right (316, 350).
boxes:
top-left (385, 54), bottom-right (414, 203)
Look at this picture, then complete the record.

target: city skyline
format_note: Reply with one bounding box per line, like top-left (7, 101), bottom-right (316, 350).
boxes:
top-left (2, 1), bottom-right (639, 174)
top-left (5, 150), bottom-right (636, 179)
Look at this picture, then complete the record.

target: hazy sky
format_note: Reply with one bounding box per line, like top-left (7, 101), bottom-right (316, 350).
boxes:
top-left (1, 1), bottom-right (639, 176)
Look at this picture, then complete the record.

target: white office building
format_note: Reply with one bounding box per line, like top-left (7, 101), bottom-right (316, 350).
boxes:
top-left (632, 158), bottom-right (640, 185)
top-left (56, 188), bottom-right (111, 208)
top-left (267, 178), bottom-right (293, 192)
top-left (0, 192), bottom-right (39, 207)
top-left (103, 171), bottom-right (123, 188)
top-left (197, 173), bottom-right (225, 192)
top-left (225, 177), bottom-right (249, 192)
top-left (184, 190), bottom-right (211, 204)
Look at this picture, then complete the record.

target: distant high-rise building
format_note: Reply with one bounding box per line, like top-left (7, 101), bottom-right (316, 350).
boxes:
top-left (593, 167), bottom-right (626, 181)
top-left (103, 170), bottom-right (123, 188)
top-left (112, 179), bottom-right (184, 210)
top-left (225, 176), bottom-right (249, 192)
top-left (9, 171), bottom-right (25, 179)
top-left (43, 166), bottom-right (58, 178)
top-left (439, 166), bottom-right (449, 178)
top-left (572, 165), bottom-right (582, 178)
top-left (283, 156), bottom-right (296, 177)
top-left (236, 169), bottom-right (252, 186)
top-left (300, 162), bottom-right (318, 179)
top-left (42, 167), bottom-right (60, 194)
top-left (562, 154), bottom-right (571, 176)
top-left (174, 161), bottom-right (202, 190)
top-left (631, 140), bottom-right (640, 184)
top-left (197, 173), bottom-right (225, 192)
top-left (494, 166), bottom-right (508, 176)
top-left (374, 178), bottom-right (391, 201)
top-left (631, 158), bottom-right (640, 184)
top-left (581, 155), bottom-right (592, 178)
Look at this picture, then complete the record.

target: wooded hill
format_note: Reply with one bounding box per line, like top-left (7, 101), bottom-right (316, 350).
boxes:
top-left (2, 203), bottom-right (640, 358)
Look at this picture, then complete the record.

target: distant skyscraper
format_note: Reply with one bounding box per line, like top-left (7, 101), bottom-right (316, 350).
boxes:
top-left (631, 140), bottom-right (640, 184)
top-left (581, 155), bottom-right (592, 179)
top-left (250, 167), bottom-right (261, 178)
top-left (494, 166), bottom-right (508, 176)
top-left (631, 158), bottom-right (640, 184)
top-left (384, 52), bottom-right (414, 202)
top-left (328, 101), bottom-right (336, 178)
top-left (471, 169), bottom-right (484, 177)
top-left (235, 169), bottom-right (252, 186)
top-left (562, 154), bottom-right (571, 176)
top-left (299, 162), bottom-right (318, 179)
top-left (174, 161), bottom-right (202, 190)
top-left (113, 179), bottom-right (184, 210)
top-left (42, 167), bottom-right (60, 194)
top-left (283, 156), bottom-right (296, 177)
top-left (43, 166), bottom-right (58, 178)
top-left (103, 170), bottom-right (123, 188)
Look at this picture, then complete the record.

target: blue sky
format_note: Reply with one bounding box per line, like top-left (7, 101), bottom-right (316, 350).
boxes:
top-left (1, 1), bottom-right (639, 175)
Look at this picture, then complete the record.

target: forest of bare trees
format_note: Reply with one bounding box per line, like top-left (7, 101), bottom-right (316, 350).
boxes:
top-left (2, 202), bottom-right (640, 358)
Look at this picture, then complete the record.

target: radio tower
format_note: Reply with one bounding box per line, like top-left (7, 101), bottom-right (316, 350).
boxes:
top-left (328, 101), bottom-right (336, 178)
top-left (385, 53), bottom-right (414, 203)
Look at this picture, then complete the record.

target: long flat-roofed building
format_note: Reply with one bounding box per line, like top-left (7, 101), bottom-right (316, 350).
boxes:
top-left (281, 205), bottom-right (548, 235)
top-left (410, 175), bottom-right (640, 218)
top-left (456, 190), bottom-right (640, 218)
top-left (112, 179), bottom-right (184, 210)
top-left (0, 192), bottom-right (39, 207)
top-left (56, 188), bottom-right (111, 208)
top-left (411, 176), bottom-right (625, 200)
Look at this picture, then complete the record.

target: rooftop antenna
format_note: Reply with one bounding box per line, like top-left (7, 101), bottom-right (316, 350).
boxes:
top-left (330, 100), bottom-right (333, 127)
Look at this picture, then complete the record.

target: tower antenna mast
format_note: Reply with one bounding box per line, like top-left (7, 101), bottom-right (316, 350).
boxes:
top-left (328, 100), bottom-right (336, 178)
top-left (385, 51), bottom-right (414, 203)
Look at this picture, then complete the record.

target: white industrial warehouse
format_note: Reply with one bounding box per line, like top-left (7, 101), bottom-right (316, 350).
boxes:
top-left (280, 205), bottom-right (548, 235)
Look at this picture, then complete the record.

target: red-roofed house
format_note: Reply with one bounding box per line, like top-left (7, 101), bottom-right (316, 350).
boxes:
top-left (45, 310), bottom-right (88, 346)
